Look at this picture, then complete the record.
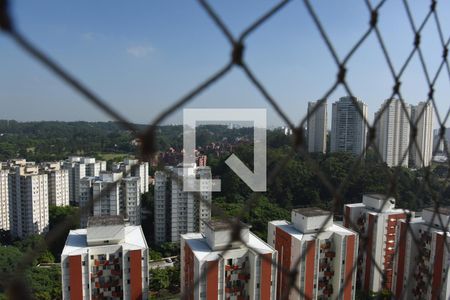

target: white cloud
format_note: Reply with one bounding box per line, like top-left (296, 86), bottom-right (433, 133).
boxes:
top-left (126, 45), bottom-right (154, 58)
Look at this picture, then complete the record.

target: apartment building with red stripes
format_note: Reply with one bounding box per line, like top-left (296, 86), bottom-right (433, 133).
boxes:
top-left (343, 194), bottom-right (410, 293)
top-left (268, 208), bottom-right (358, 300)
top-left (392, 207), bottom-right (450, 300)
top-left (180, 220), bottom-right (278, 300)
top-left (61, 216), bottom-right (149, 300)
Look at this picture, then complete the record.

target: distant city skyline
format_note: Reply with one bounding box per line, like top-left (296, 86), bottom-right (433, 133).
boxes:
top-left (1, 1), bottom-right (449, 128)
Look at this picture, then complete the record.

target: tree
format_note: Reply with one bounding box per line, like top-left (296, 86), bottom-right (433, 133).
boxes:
top-left (149, 268), bottom-right (170, 291)
top-left (159, 243), bottom-right (180, 258)
top-left (0, 247), bottom-right (22, 283)
top-left (26, 266), bottom-right (62, 300)
top-left (48, 205), bottom-right (79, 260)
top-left (37, 251), bottom-right (55, 264)
top-left (149, 249), bottom-right (163, 261)
top-left (49, 205), bottom-right (79, 230)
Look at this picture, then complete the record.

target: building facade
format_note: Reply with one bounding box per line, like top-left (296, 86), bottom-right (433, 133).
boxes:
top-left (121, 177), bottom-right (141, 226)
top-left (307, 100), bottom-right (328, 153)
top-left (79, 176), bottom-right (96, 228)
top-left (392, 207), bottom-right (450, 300)
top-left (63, 157), bottom-right (86, 205)
top-left (82, 157), bottom-right (106, 177)
top-left (410, 101), bottom-right (434, 167)
top-left (154, 164), bottom-right (212, 244)
top-left (46, 164), bottom-right (70, 207)
top-left (92, 172), bottom-right (121, 219)
top-left (61, 216), bottom-right (149, 300)
top-left (124, 159), bottom-right (149, 194)
top-left (80, 172), bottom-right (141, 228)
top-left (330, 96), bottom-right (368, 156)
top-left (9, 164), bottom-right (49, 238)
top-left (343, 194), bottom-right (410, 292)
top-left (0, 169), bottom-right (9, 231)
top-left (181, 220), bottom-right (277, 300)
top-left (374, 99), bottom-right (411, 167)
top-left (268, 208), bottom-right (358, 300)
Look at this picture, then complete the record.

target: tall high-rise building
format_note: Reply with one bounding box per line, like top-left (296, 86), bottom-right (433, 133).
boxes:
top-left (374, 99), bottom-right (411, 167)
top-left (81, 157), bottom-right (106, 177)
top-left (181, 220), bottom-right (277, 300)
top-left (79, 176), bottom-right (96, 228)
top-left (121, 177), bottom-right (141, 226)
top-left (9, 164), bottom-right (49, 238)
top-left (154, 163), bottom-right (212, 244)
top-left (92, 172), bottom-right (121, 219)
top-left (343, 194), bottom-right (411, 292)
top-left (45, 162), bottom-right (70, 207)
top-left (410, 101), bottom-right (434, 167)
top-left (0, 169), bottom-right (9, 231)
top-left (307, 100), bottom-right (328, 153)
top-left (79, 172), bottom-right (141, 228)
top-left (268, 208), bottom-right (358, 300)
top-left (331, 96), bottom-right (368, 156)
top-left (124, 159), bottom-right (149, 194)
top-left (63, 157), bottom-right (86, 204)
top-left (392, 207), bottom-right (450, 299)
top-left (61, 216), bottom-right (149, 300)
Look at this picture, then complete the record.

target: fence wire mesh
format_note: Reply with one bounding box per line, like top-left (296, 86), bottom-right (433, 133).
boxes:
top-left (1, 0), bottom-right (450, 299)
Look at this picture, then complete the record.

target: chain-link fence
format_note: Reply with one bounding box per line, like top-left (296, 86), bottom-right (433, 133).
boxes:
top-left (1, 0), bottom-right (450, 299)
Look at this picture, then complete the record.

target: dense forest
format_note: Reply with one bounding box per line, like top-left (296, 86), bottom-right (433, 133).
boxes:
top-left (0, 120), bottom-right (257, 162)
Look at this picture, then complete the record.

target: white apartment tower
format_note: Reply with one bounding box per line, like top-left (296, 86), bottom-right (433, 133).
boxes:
top-left (123, 159), bottom-right (149, 194)
top-left (63, 157), bottom-right (86, 204)
top-left (61, 216), bottom-right (149, 300)
top-left (9, 164), bottom-right (49, 238)
top-left (307, 100), bottom-right (328, 153)
top-left (331, 96), bottom-right (368, 156)
top-left (392, 207), bottom-right (450, 300)
top-left (92, 172), bottom-right (121, 220)
top-left (375, 99), bottom-right (411, 167)
top-left (154, 164), bottom-right (212, 244)
top-left (268, 208), bottom-right (358, 300)
top-left (82, 157), bottom-right (106, 177)
top-left (45, 162), bottom-right (70, 207)
top-left (181, 220), bottom-right (278, 300)
top-left (80, 172), bottom-right (141, 228)
top-left (79, 176), bottom-right (96, 228)
top-left (343, 194), bottom-right (410, 293)
top-left (121, 177), bottom-right (141, 226)
top-left (410, 101), bottom-right (434, 167)
top-left (0, 169), bottom-right (9, 231)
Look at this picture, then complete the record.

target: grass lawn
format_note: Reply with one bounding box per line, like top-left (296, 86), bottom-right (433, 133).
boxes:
top-left (96, 152), bottom-right (130, 161)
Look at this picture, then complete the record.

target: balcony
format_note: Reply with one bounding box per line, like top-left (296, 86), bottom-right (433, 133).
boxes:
top-left (318, 280), bottom-right (327, 289)
top-left (325, 251), bottom-right (335, 258)
top-left (320, 262), bottom-right (329, 270)
top-left (385, 248), bottom-right (395, 255)
top-left (111, 269), bottom-right (121, 276)
top-left (323, 285), bottom-right (333, 296)
top-left (324, 271), bottom-right (334, 277)
top-left (320, 242), bottom-right (331, 250)
top-left (238, 273), bottom-right (250, 281)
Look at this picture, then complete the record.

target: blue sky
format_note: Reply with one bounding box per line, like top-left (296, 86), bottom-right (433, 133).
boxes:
top-left (0, 0), bottom-right (449, 128)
